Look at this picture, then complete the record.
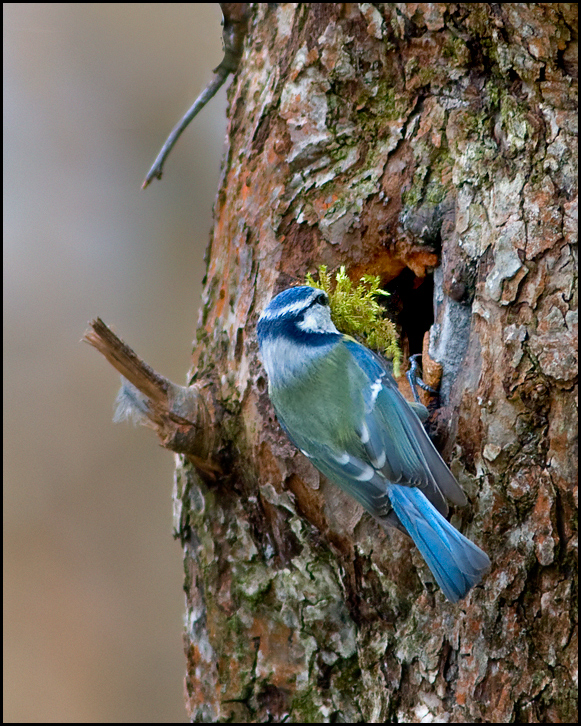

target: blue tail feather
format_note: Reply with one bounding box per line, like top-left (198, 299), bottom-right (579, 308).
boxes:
top-left (387, 484), bottom-right (490, 602)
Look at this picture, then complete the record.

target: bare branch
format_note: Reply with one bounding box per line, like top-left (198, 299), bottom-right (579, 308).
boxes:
top-left (142, 3), bottom-right (249, 188)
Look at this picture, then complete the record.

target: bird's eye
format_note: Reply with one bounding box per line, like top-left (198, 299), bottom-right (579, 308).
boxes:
top-left (315, 294), bottom-right (328, 306)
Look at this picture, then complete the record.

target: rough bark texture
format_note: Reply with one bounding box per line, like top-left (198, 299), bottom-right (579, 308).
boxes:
top-left (176, 4), bottom-right (577, 722)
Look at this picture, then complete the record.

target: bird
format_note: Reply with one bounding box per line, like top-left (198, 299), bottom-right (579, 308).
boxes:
top-left (256, 285), bottom-right (490, 602)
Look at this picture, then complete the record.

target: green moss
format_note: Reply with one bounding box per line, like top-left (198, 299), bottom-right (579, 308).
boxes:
top-left (306, 265), bottom-right (402, 377)
top-left (290, 688), bottom-right (325, 723)
top-left (402, 154), bottom-right (451, 210)
top-left (402, 166), bottom-right (427, 208)
top-left (441, 33), bottom-right (471, 66)
top-left (487, 82), bottom-right (501, 108)
top-left (365, 82), bottom-right (402, 121)
top-left (327, 142), bottom-right (355, 163)
top-left (331, 653), bottom-right (364, 698)
top-left (233, 563), bottom-right (274, 608)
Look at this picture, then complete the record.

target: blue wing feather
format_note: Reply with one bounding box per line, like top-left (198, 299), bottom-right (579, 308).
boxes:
top-left (345, 339), bottom-right (466, 509)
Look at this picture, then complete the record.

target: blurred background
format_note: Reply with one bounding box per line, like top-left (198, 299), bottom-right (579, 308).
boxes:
top-left (4, 4), bottom-right (227, 721)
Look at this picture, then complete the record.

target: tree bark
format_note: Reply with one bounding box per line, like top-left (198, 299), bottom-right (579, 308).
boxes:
top-left (178, 4), bottom-right (577, 722)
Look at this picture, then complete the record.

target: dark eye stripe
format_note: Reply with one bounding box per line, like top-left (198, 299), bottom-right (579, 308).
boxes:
top-left (311, 292), bottom-right (328, 307)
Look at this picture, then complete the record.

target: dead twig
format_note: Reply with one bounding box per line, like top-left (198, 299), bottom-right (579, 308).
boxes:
top-left (142, 3), bottom-right (249, 188)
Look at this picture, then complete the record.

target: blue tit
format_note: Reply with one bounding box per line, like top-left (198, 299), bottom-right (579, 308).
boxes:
top-left (256, 285), bottom-right (490, 602)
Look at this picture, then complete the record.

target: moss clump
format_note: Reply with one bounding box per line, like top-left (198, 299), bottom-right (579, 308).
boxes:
top-left (305, 265), bottom-right (402, 377)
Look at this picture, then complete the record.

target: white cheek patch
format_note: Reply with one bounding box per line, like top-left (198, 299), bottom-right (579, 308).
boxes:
top-left (297, 305), bottom-right (339, 334)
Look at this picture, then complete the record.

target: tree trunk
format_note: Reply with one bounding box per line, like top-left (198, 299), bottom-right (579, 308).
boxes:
top-left (178, 4), bottom-right (577, 722)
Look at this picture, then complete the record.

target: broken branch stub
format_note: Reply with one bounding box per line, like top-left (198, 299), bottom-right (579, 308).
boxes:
top-left (83, 318), bottom-right (221, 478)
